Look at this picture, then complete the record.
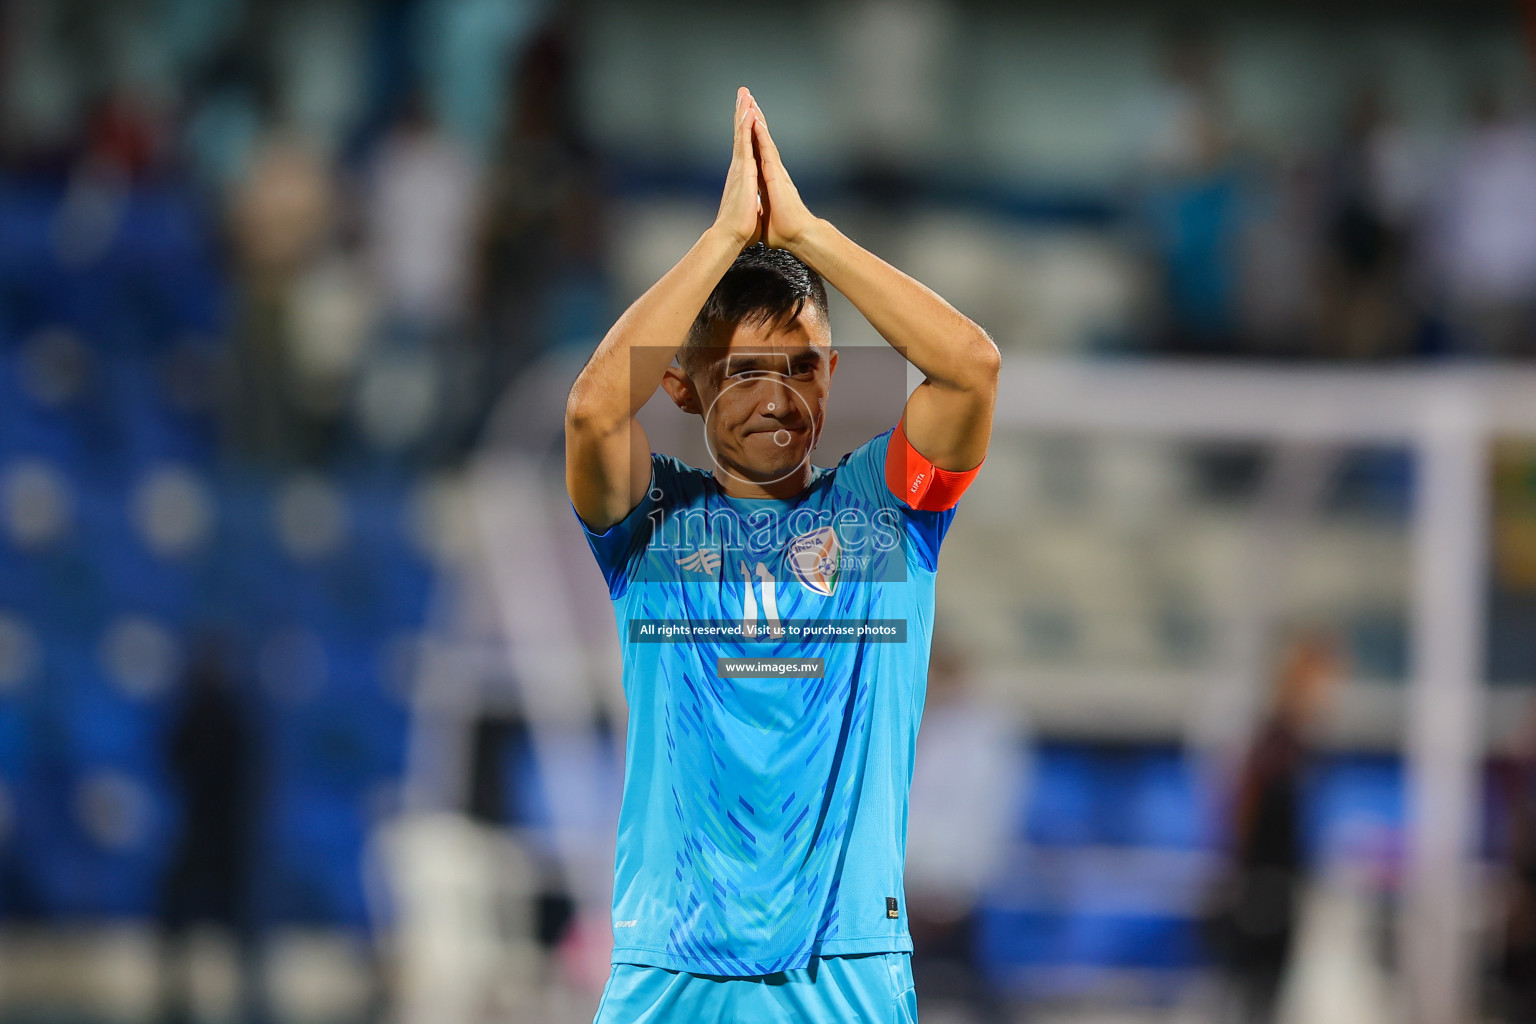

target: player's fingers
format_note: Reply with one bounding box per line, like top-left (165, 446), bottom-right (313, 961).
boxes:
top-left (751, 110), bottom-right (781, 165)
top-left (748, 97), bottom-right (770, 139)
top-left (732, 90), bottom-right (756, 168)
top-left (752, 118), bottom-right (786, 182)
top-left (745, 93), bottom-right (774, 154)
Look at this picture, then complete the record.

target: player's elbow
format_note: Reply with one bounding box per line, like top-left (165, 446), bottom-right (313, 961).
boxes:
top-left (975, 329), bottom-right (1002, 378)
top-left (963, 327), bottom-right (1002, 390)
top-left (564, 383), bottom-right (623, 440)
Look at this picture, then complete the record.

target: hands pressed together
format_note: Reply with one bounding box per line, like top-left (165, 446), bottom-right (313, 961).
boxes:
top-left (715, 86), bottom-right (818, 252)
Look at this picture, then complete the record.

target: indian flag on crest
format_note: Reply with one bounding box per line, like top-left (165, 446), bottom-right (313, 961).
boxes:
top-left (786, 526), bottom-right (841, 597)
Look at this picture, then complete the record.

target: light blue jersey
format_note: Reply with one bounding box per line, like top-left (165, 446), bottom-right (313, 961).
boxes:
top-left (576, 426), bottom-right (957, 976)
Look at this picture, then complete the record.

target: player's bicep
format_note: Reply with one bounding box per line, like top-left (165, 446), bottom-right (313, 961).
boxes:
top-left (901, 378), bottom-right (994, 475)
top-left (565, 416), bottom-right (652, 531)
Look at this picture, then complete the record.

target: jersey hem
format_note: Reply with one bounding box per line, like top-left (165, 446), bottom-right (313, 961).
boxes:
top-left (610, 934), bottom-right (913, 977)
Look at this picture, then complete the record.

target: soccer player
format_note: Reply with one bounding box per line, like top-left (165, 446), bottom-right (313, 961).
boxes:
top-left (565, 86), bottom-right (999, 1022)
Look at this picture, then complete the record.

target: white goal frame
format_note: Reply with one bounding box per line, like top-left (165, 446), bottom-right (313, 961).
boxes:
top-left (994, 356), bottom-right (1536, 1024)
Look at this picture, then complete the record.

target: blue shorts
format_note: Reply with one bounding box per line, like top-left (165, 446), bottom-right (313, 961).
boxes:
top-left (592, 952), bottom-right (917, 1023)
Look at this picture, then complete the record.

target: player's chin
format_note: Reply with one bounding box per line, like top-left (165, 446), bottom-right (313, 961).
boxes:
top-left (735, 431), bottom-right (810, 477)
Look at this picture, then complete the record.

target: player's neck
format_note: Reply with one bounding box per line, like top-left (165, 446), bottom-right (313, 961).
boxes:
top-left (713, 463), bottom-right (815, 501)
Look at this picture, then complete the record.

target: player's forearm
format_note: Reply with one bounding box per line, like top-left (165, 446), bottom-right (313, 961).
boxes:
top-left (566, 225), bottom-right (745, 436)
top-left (787, 218), bottom-right (1000, 392)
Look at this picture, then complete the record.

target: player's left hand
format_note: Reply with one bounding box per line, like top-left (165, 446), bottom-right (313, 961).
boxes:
top-left (747, 96), bottom-right (818, 252)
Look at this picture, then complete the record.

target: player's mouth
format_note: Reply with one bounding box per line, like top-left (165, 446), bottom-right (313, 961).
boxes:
top-left (744, 424), bottom-right (806, 443)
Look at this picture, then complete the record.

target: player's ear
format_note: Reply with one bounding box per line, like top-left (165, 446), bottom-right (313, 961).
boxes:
top-left (661, 364), bottom-right (704, 415)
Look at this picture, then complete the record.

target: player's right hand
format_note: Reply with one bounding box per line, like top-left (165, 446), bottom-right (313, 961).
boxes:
top-left (713, 87), bottom-right (764, 249)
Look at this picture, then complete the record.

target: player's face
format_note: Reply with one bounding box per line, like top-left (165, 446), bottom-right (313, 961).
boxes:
top-left (690, 308), bottom-right (836, 485)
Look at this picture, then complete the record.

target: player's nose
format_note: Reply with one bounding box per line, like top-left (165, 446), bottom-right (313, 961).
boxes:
top-left (755, 377), bottom-right (800, 419)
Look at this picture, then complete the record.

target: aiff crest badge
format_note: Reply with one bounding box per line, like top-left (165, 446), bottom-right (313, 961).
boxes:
top-left (786, 526), bottom-right (840, 597)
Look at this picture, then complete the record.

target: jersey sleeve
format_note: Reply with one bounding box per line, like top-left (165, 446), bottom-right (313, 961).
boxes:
top-left (571, 454), bottom-right (661, 600)
top-left (837, 420), bottom-right (981, 573)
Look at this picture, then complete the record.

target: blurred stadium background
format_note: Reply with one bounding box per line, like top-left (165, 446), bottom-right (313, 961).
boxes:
top-left (1, 0), bottom-right (1535, 1022)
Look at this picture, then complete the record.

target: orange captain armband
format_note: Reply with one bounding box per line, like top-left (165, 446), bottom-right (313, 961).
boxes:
top-left (884, 418), bottom-right (983, 511)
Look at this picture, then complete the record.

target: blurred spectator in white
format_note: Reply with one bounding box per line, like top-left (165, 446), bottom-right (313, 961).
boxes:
top-left (1427, 87), bottom-right (1536, 357)
top-left (365, 93), bottom-right (479, 335)
top-left (284, 251), bottom-right (379, 439)
top-left (906, 638), bottom-right (1025, 1024)
top-left (1205, 630), bottom-right (1343, 1024)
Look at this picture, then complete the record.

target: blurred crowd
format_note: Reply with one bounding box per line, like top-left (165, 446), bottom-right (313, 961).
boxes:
top-left (3, 0), bottom-right (605, 472)
top-left (3, 2), bottom-right (1533, 444)
top-left (1126, 23), bottom-right (1536, 360)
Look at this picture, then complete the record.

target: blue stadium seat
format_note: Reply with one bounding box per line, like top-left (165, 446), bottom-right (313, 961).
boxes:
top-left (268, 787), bottom-right (370, 926)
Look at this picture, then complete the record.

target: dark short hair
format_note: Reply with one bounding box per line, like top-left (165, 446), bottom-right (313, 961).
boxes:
top-left (680, 243), bottom-right (829, 376)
